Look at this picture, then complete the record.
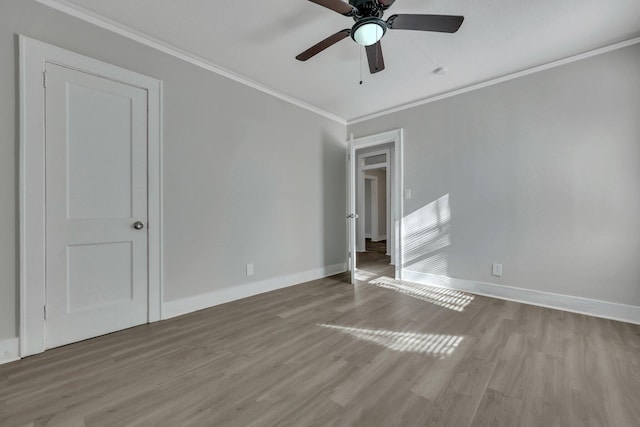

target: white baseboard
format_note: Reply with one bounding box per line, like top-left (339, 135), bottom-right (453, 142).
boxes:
top-left (163, 263), bottom-right (347, 320)
top-left (0, 337), bottom-right (20, 365)
top-left (402, 270), bottom-right (640, 325)
top-left (372, 235), bottom-right (387, 242)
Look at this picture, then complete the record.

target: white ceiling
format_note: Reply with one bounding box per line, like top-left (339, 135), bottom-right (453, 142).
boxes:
top-left (45, 0), bottom-right (640, 122)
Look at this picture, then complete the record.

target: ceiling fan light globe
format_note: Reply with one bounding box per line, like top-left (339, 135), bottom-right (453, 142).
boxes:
top-left (352, 19), bottom-right (386, 46)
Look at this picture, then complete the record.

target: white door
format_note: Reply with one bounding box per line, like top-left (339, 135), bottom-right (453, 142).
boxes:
top-left (347, 137), bottom-right (357, 284)
top-left (44, 62), bottom-right (149, 348)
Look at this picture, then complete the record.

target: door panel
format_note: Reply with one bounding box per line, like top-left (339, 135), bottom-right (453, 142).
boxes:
top-left (348, 138), bottom-right (356, 284)
top-left (66, 83), bottom-right (134, 219)
top-left (45, 63), bottom-right (148, 349)
top-left (67, 242), bottom-right (133, 312)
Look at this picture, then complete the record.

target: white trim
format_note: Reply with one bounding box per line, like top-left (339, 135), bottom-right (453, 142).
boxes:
top-left (34, 0), bottom-right (346, 125)
top-left (0, 338), bottom-right (20, 365)
top-left (385, 152), bottom-right (391, 255)
top-left (163, 263), bottom-right (347, 320)
top-left (372, 235), bottom-right (387, 242)
top-left (362, 163), bottom-right (387, 171)
top-left (147, 80), bottom-right (164, 323)
top-left (403, 270), bottom-right (640, 325)
top-left (348, 37), bottom-right (640, 124)
top-left (19, 36), bottom-right (163, 357)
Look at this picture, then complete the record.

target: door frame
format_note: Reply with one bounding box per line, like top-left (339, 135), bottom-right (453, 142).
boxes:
top-left (347, 129), bottom-right (403, 281)
top-left (19, 36), bottom-right (163, 357)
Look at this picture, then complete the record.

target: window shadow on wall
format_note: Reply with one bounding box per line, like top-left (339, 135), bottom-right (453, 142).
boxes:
top-left (402, 194), bottom-right (451, 276)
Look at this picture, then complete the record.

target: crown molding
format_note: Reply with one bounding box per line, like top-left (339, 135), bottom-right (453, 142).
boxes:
top-left (347, 36), bottom-right (640, 124)
top-left (33, 0), bottom-right (640, 127)
top-left (34, 0), bottom-right (347, 125)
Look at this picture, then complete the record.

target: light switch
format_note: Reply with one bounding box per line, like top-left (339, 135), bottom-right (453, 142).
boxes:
top-left (404, 189), bottom-right (412, 199)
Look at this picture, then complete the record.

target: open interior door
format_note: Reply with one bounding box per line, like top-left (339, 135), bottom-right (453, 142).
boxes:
top-left (347, 134), bottom-right (357, 284)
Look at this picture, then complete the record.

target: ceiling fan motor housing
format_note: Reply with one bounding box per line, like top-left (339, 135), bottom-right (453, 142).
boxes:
top-left (349, 0), bottom-right (387, 46)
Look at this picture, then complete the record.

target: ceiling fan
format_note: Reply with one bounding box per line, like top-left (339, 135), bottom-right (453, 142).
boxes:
top-left (296, 0), bottom-right (464, 74)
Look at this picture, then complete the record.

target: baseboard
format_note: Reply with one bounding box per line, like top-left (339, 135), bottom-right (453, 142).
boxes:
top-left (163, 263), bottom-right (347, 320)
top-left (365, 233), bottom-right (373, 239)
top-left (372, 235), bottom-right (387, 242)
top-left (402, 270), bottom-right (640, 325)
top-left (0, 337), bottom-right (20, 365)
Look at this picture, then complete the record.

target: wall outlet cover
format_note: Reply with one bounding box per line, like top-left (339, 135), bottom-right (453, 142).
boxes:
top-left (492, 263), bottom-right (503, 277)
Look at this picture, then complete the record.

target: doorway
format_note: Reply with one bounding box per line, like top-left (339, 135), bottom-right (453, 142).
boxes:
top-left (358, 151), bottom-right (390, 257)
top-left (19, 37), bottom-right (163, 357)
top-left (347, 129), bottom-right (403, 285)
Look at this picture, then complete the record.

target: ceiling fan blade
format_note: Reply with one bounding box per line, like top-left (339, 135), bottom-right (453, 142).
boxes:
top-left (387, 14), bottom-right (464, 33)
top-left (377, 0), bottom-right (396, 8)
top-left (296, 29), bottom-right (351, 61)
top-left (308, 0), bottom-right (355, 16)
top-left (365, 41), bottom-right (385, 74)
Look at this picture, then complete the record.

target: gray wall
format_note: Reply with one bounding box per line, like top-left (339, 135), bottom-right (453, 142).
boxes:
top-left (0, 0), bottom-right (347, 342)
top-left (350, 43), bottom-right (640, 306)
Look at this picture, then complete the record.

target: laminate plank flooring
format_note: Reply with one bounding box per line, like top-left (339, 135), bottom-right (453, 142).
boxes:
top-left (1, 253), bottom-right (639, 426)
top-left (365, 239), bottom-right (387, 254)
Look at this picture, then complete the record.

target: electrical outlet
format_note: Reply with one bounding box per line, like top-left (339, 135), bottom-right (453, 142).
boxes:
top-left (246, 263), bottom-right (254, 276)
top-left (492, 263), bottom-right (503, 277)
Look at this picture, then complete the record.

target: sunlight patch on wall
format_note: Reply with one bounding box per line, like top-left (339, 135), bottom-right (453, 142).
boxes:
top-left (408, 252), bottom-right (449, 276)
top-left (319, 324), bottom-right (463, 358)
top-left (369, 276), bottom-right (474, 312)
top-left (403, 194), bottom-right (451, 276)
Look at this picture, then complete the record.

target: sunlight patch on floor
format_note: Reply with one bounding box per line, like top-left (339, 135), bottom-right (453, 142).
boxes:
top-left (354, 269), bottom-right (380, 282)
top-left (369, 276), bottom-right (474, 312)
top-left (319, 324), bottom-right (463, 358)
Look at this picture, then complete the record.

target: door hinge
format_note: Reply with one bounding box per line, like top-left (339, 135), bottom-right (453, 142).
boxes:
top-left (43, 71), bottom-right (47, 88)
top-left (44, 305), bottom-right (47, 319)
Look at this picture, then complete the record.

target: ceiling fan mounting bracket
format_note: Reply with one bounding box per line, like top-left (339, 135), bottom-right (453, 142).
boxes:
top-left (349, 0), bottom-right (385, 20)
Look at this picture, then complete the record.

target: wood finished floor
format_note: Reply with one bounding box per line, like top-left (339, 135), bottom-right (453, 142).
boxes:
top-left (2, 253), bottom-right (640, 426)
top-left (365, 239), bottom-right (386, 254)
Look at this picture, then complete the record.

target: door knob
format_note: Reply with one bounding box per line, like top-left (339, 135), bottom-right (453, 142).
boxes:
top-left (133, 221), bottom-right (145, 230)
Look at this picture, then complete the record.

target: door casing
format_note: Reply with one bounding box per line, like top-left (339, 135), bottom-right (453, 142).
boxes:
top-left (19, 36), bottom-right (163, 357)
top-left (347, 129), bottom-right (403, 282)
